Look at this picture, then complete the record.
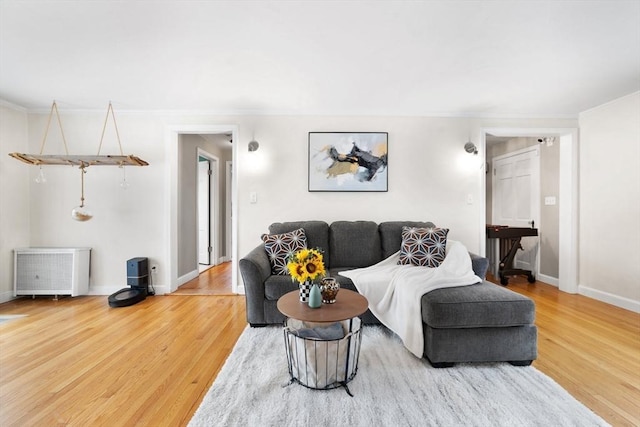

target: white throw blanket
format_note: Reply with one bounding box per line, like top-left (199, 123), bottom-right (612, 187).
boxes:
top-left (339, 240), bottom-right (481, 358)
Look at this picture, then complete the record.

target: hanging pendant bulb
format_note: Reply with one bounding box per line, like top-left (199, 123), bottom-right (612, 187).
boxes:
top-left (71, 205), bottom-right (92, 221)
top-left (35, 166), bottom-right (47, 183)
top-left (119, 165), bottom-right (130, 189)
top-left (71, 164), bottom-right (93, 221)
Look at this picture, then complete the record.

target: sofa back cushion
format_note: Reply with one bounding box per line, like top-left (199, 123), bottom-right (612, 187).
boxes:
top-left (379, 221), bottom-right (436, 259)
top-left (269, 221), bottom-right (330, 267)
top-left (329, 221), bottom-right (381, 269)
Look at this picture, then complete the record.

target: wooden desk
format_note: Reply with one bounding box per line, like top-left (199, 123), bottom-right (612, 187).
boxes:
top-left (486, 225), bottom-right (538, 285)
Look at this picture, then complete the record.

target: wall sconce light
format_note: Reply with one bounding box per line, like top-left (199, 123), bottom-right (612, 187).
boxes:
top-left (248, 140), bottom-right (259, 152)
top-left (464, 141), bottom-right (478, 155)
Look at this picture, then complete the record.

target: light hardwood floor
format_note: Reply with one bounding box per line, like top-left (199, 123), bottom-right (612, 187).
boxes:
top-left (173, 262), bottom-right (233, 295)
top-left (0, 266), bottom-right (638, 426)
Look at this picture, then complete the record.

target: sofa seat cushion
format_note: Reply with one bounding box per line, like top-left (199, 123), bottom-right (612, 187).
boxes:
top-left (422, 281), bottom-right (535, 329)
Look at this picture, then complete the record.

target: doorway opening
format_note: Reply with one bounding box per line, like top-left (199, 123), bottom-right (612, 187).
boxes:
top-left (482, 128), bottom-right (578, 294)
top-left (165, 125), bottom-right (239, 294)
top-left (489, 144), bottom-right (541, 281)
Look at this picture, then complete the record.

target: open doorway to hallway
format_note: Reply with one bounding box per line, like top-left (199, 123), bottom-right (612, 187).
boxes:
top-left (196, 135), bottom-right (232, 269)
top-left (482, 128), bottom-right (578, 295)
top-left (166, 124), bottom-right (239, 294)
top-left (174, 261), bottom-right (233, 295)
top-left (174, 132), bottom-right (234, 290)
top-left (486, 137), bottom-right (546, 283)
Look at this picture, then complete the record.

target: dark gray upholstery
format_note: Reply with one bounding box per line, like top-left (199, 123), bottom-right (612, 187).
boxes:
top-left (424, 325), bottom-right (538, 364)
top-left (238, 245), bottom-right (272, 325)
top-left (422, 282), bottom-right (535, 328)
top-left (329, 221), bottom-right (381, 269)
top-left (469, 253), bottom-right (490, 281)
top-left (240, 220), bottom-right (537, 366)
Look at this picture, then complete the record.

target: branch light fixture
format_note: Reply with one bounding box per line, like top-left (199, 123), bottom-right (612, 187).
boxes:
top-left (8, 101), bottom-right (149, 221)
top-left (9, 101), bottom-right (149, 167)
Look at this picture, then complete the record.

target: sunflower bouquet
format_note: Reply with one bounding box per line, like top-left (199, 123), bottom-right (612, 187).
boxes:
top-left (287, 248), bottom-right (326, 284)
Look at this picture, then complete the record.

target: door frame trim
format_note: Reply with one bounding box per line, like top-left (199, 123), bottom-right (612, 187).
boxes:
top-left (225, 160), bottom-right (233, 263)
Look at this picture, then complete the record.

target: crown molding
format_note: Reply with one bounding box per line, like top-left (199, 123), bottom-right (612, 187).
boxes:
top-left (0, 99), bottom-right (28, 112)
top-left (22, 105), bottom-right (579, 120)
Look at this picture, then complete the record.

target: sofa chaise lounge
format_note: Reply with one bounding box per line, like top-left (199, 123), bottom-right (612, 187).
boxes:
top-left (239, 220), bottom-right (537, 367)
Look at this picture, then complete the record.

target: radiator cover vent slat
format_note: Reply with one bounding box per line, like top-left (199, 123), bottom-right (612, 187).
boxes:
top-left (14, 248), bottom-right (91, 297)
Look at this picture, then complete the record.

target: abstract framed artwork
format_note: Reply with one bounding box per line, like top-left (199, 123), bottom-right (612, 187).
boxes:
top-left (308, 132), bottom-right (388, 192)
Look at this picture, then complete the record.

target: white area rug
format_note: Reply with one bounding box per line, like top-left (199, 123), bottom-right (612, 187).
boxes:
top-left (0, 314), bottom-right (27, 325)
top-left (189, 326), bottom-right (609, 427)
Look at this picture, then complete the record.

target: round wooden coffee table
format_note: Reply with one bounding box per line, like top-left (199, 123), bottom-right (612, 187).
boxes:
top-left (277, 288), bottom-right (368, 323)
top-left (277, 289), bottom-right (368, 396)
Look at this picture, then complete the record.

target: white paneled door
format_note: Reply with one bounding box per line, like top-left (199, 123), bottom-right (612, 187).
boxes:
top-left (492, 147), bottom-right (540, 273)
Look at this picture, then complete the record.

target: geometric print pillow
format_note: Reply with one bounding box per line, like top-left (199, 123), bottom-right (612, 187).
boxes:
top-left (397, 226), bottom-right (449, 268)
top-left (261, 228), bottom-right (308, 275)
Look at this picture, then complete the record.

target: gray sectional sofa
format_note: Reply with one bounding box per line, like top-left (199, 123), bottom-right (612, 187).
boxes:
top-left (239, 220), bottom-right (537, 367)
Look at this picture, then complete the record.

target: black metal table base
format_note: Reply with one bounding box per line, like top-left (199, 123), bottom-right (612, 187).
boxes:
top-left (283, 377), bottom-right (355, 397)
top-left (282, 317), bottom-right (362, 397)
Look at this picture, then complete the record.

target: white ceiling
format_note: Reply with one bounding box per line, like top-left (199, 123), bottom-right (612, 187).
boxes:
top-left (1, 1), bottom-right (638, 117)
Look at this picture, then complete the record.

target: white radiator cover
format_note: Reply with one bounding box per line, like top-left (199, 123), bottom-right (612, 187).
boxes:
top-left (14, 248), bottom-right (91, 297)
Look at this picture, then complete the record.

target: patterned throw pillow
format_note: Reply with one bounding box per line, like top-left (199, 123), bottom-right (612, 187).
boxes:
top-left (261, 228), bottom-right (308, 275)
top-left (398, 226), bottom-right (449, 268)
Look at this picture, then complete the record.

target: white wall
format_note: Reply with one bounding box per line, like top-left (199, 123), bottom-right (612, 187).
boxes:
top-left (239, 115), bottom-right (487, 254)
top-left (1, 107), bottom-right (577, 297)
top-left (178, 134), bottom-right (199, 279)
top-left (4, 99), bottom-right (638, 313)
top-left (0, 103), bottom-right (30, 302)
top-left (578, 92), bottom-right (640, 311)
top-left (26, 111), bottom-right (166, 295)
top-left (238, 115), bottom-right (576, 261)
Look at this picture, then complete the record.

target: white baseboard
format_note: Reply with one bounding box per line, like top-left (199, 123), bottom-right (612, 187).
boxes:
top-left (579, 285), bottom-right (640, 313)
top-left (88, 286), bottom-right (125, 296)
top-left (537, 273), bottom-right (559, 287)
top-left (88, 283), bottom-right (171, 296)
top-left (0, 290), bottom-right (18, 304)
top-left (150, 285), bottom-right (171, 295)
top-left (178, 269), bottom-right (199, 287)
